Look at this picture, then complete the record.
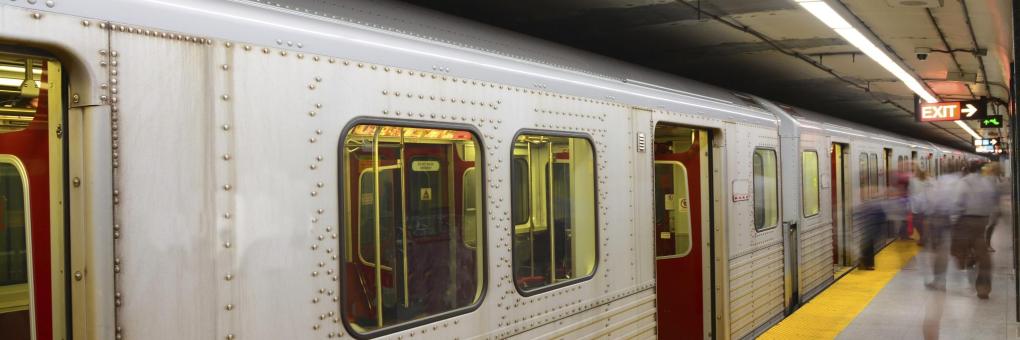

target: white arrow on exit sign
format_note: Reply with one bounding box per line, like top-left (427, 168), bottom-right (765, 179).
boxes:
top-left (963, 103), bottom-right (978, 117)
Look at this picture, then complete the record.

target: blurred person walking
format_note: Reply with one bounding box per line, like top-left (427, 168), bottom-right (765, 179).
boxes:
top-left (951, 162), bottom-right (997, 299)
top-left (855, 183), bottom-right (886, 270)
top-left (924, 163), bottom-right (962, 291)
top-left (885, 171), bottom-right (910, 241)
top-left (982, 163), bottom-right (1003, 252)
top-left (909, 168), bottom-right (932, 246)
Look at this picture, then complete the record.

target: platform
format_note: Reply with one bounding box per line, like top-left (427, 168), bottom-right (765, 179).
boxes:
top-left (762, 200), bottom-right (1018, 340)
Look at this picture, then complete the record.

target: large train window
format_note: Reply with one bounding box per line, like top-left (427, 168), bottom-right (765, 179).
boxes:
top-left (752, 148), bottom-right (778, 231)
top-left (0, 157), bottom-right (31, 334)
top-left (802, 151), bottom-right (820, 217)
top-left (342, 124), bottom-right (484, 335)
top-left (511, 133), bottom-right (596, 293)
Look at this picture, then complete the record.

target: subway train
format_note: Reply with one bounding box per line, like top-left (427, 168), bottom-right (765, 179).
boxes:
top-left (0, 1), bottom-right (984, 339)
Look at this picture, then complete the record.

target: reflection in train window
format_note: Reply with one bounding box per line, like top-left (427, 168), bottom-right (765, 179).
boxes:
top-left (0, 159), bottom-right (30, 331)
top-left (462, 168), bottom-right (480, 248)
top-left (342, 124), bottom-right (484, 334)
top-left (752, 148), bottom-right (778, 231)
top-left (0, 56), bottom-right (44, 134)
top-left (654, 161), bottom-right (692, 257)
top-left (802, 151), bottom-right (820, 217)
top-left (510, 157), bottom-right (530, 226)
top-left (511, 133), bottom-right (596, 293)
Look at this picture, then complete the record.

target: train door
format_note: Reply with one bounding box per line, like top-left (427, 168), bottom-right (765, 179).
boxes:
top-left (830, 143), bottom-right (852, 276)
top-left (0, 52), bottom-right (66, 340)
top-left (651, 123), bottom-right (711, 338)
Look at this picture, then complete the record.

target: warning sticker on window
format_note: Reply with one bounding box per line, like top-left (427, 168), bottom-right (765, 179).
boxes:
top-left (420, 187), bottom-right (433, 201)
top-left (412, 160), bottom-right (440, 172)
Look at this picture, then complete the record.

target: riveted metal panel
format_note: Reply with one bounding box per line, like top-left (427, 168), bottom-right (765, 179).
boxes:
top-left (797, 131), bottom-right (834, 301)
top-left (111, 30), bottom-right (218, 339)
top-left (724, 125), bottom-right (784, 340)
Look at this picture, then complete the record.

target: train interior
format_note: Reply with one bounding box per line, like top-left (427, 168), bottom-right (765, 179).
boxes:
top-left (509, 133), bottom-right (596, 291)
top-left (342, 125), bottom-right (484, 333)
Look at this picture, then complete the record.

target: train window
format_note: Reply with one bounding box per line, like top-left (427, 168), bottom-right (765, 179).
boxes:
top-left (342, 124), bottom-right (484, 334)
top-left (869, 153), bottom-right (879, 197)
top-left (752, 148), bottom-right (778, 231)
top-left (0, 158), bottom-right (30, 329)
top-left (859, 153), bottom-right (868, 200)
top-left (802, 151), bottom-right (820, 217)
top-left (511, 133), bottom-right (596, 293)
top-left (654, 161), bottom-right (692, 258)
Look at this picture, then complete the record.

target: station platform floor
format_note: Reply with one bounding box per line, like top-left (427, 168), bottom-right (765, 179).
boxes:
top-left (761, 202), bottom-right (1018, 340)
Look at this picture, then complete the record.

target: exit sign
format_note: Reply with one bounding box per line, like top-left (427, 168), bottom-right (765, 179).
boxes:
top-left (916, 99), bottom-right (987, 122)
top-left (918, 102), bottom-right (961, 121)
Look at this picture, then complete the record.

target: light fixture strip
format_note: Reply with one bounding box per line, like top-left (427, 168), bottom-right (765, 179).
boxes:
top-left (795, 0), bottom-right (938, 103)
top-left (954, 120), bottom-right (982, 139)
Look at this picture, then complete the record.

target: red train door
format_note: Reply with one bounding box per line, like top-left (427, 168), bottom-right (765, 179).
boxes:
top-left (653, 125), bottom-right (709, 339)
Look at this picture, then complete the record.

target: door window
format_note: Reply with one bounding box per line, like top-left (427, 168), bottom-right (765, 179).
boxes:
top-left (0, 159), bottom-right (30, 334)
top-left (859, 153), bottom-right (869, 200)
top-left (869, 153), bottom-right (879, 196)
top-left (654, 161), bottom-right (692, 258)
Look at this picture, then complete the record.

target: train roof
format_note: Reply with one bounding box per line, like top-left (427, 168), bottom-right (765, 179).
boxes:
top-left (774, 102), bottom-right (974, 154)
top-left (12, 0), bottom-right (780, 125)
top-left (7, 0), bottom-right (980, 155)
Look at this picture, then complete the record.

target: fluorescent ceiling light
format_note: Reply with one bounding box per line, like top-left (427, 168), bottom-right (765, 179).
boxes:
top-left (797, 1), bottom-right (852, 29)
top-left (954, 120), bottom-right (981, 139)
top-left (796, 0), bottom-right (938, 103)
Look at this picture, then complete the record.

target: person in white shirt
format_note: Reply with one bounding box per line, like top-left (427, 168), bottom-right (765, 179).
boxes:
top-left (981, 163), bottom-right (1004, 252)
top-left (950, 162), bottom-right (997, 299)
top-left (924, 163), bottom-right (962, 291)
top-left (908, 169), bottom-right (932, 245)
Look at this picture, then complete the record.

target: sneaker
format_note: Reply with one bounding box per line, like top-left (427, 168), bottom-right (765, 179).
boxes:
top-left (978, 293), bottom-right (989, 299)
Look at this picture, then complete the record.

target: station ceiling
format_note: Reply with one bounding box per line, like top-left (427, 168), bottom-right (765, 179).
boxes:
top-left (398, 0), bottom-right (1013, 149)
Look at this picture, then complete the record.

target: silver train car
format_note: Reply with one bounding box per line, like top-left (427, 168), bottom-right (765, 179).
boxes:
top-left (0, 1), bottom-right (983, 339)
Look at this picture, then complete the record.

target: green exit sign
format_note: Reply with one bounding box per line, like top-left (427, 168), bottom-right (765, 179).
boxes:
top-left (981, 115), bottom-right (1003, 128)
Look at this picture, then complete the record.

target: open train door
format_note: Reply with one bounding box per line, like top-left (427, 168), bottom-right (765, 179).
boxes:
top-left (650, 122), bottom-right (713, 339)
top-left (0, 51), bottom-right (69, 340)
top-left (830, 143), bottom-right (852, 277)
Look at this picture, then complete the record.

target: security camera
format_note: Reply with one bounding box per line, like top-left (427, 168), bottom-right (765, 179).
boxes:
top-left (915, 47), bottom-right (931, 61)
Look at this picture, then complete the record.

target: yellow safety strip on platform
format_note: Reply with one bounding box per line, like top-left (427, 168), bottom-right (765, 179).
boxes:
top-left (758, 240), bottom-right (920, 340)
